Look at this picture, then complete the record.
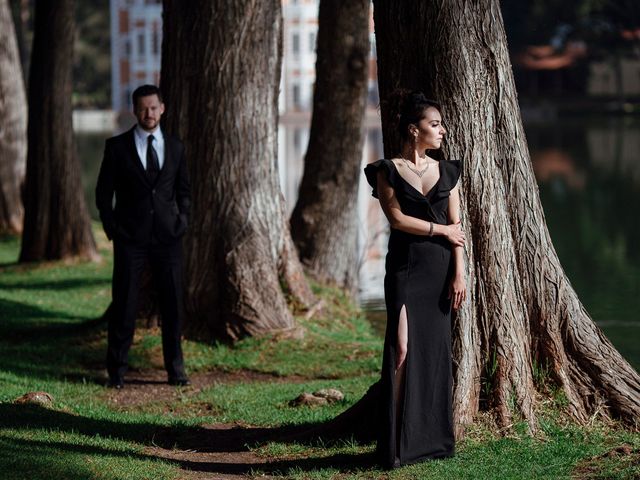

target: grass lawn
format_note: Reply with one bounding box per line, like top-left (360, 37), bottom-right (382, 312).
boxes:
top-left (0, 228), bottom-right (638, 480)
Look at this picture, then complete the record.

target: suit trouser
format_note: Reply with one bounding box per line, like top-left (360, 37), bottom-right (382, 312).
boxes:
top-left (107, 239), bottom-right (186, 380)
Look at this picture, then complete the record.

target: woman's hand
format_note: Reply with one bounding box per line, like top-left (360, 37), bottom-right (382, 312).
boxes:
top-left (444, 221), bottom-right (465, 247)
top-left (449, 275), bottom-right (466, 311)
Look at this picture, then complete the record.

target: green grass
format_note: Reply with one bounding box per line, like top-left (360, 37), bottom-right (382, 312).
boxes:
top-left (0, 229), bottom-right (639, 480)
top-left (180, 286), bottom-right (381, 378)
top-left (0, 425), bottom-right (176, 480)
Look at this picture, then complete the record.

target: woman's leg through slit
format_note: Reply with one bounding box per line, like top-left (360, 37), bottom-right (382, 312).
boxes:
top-left (394, 304), bottom-right (408, 461)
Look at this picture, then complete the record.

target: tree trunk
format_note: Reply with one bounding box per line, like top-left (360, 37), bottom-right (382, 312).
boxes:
top-left (0, 0), bottom-right (26, 235)
top-left (315, 0), bottom-right (640, 442)
top-left (9, 0), bottom-right (30, 84)
top-left (289, 0), bottom-right (370, 292)
top-left (372, 0), bottom-right (640, 436)
top-left (161, 0), bottom-right (314, 341)
top-left (19, 0), bottom-right (97, 261)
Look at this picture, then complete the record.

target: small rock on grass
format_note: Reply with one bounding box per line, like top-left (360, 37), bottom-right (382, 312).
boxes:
top-left (289, 388), bottom-right (344, 407)
top-left (313, 388), bottom-right (344, 402)
top-left (14, 391), bottom-right (54, 407)
top-left (290, 392), bottom-right (328, 407)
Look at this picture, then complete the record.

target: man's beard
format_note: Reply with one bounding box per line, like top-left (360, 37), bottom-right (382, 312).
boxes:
top-left (141, 118), bottom-right (158, 129)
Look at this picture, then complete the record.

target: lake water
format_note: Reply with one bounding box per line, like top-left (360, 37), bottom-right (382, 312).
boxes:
top-left (76, 114), bottom-right (640, 370)
top-left (527, 115), bottom-right (640, 370)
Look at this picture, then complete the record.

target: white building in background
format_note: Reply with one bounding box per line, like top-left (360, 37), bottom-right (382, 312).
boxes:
top-left (278, 0), bottom-right (386, 305)
top-left (110, 0), bottom-right (162, 113)
top-left (278, 0), bottom-right (382, 205)
top-left (281, 0), bottom-right (318, 113)
top-left (278, 0), bottom-right (319, 206)
top-left (109, 0), bottom-right (387, 304)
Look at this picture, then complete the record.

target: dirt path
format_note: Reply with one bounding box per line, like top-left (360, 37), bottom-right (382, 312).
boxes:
top-left (572, 443), bottom-right (640, 480)
top-left (103, 368), bottom-right (343, 479)
top-left (146, 423), bottom-right (285, 480)
top-left (102, 369), bottom-right (640, 479)
top-left (145, 422), bottom-right (373, 480)
top-left (105, 367), bottom-right (306, 409)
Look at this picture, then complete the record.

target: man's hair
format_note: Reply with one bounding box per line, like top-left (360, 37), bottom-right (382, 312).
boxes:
top-left (132, 84), bottom-right (163, 108)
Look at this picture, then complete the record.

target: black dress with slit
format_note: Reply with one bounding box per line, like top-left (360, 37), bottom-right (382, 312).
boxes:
top-left (364, 158), bottom-right (461, 468)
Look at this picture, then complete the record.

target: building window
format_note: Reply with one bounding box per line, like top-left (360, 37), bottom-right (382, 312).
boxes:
top-left (292, 33), bottom-right (300, 55)
top-left (293, 128), bottom-right (302, 154)
top-left (309, 32), bottom-right (316, 53)
top-left (152, 28), bottom-right (160, 55)
top-left (137, 33), bottom-right (145, 56)
top-left (368, 83), bottom-right (379, 107)
top-left (292, 84), bottom-right (301, 109)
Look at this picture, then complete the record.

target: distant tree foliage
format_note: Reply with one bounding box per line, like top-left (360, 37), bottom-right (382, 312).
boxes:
top-left (10, 0), bottom-right (112, 109)
top-left (74, 0), bottom-right (110, 108)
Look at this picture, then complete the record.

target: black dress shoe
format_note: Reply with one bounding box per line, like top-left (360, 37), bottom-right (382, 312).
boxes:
top-left (107, 378), bottom-right (124, 389)
top-left (168, 376), bottom-right (191, 386)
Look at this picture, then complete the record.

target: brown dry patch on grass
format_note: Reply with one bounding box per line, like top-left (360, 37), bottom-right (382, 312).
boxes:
top-left (144, 422), bottom-right (325, 479)
top-left (105, 367), bottom-right (308, 409)
top-left (102, 369), bottom-right (320, 478)
top-left (572, 443), bottom-right (640, 479)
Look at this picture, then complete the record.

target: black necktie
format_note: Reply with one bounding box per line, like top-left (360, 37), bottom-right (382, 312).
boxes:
top-left (146, 134), bottom-right (160, 183)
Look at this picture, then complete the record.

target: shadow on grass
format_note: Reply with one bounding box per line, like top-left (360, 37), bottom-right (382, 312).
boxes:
top-left (0, 403), bottom-right (376, 478)
top-left (0, 403), bottom-right (186, 445)
top-left (177, 452), bottom-right (376, 477)
top-left (0, 297), bottom-right (107, 382)
top-left (0, 435), bottom-right (158, 462)
top-left (0, 297), bottom-right (101, 334)
top-left (0, 437), bottom-right (153, 480)
top-left (0, 403), bottom-right (337, 451)
top-left (0, 411), bottom-right (183, 480)
top-left (0, 277), bottom-right (111, 291)
top-left (164, 422), bottom-right (377, 476)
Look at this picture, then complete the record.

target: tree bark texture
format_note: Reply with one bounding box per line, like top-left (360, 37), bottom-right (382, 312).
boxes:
top-left (19, 0), bottom-right (97, 261)
top-left (161, 0), bottom-right (314, 341)
top-left (289, 0), bottom-right (370, 293)
top-left (10, 0), bottom-right (30, 84)
top-left (0, 0), bottom-right (26, 235)
top-left (370, 0), bottom-right (640, 436)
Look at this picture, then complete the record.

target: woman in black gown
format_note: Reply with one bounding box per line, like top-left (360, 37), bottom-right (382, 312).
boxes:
top-left (364, 92), bottom-right (466, 468)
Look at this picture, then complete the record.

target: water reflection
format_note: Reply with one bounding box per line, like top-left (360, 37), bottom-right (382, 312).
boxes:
top-left (74, 116), bottom-right (640, 370)
top-left (529, 116), bottom-right (640, 369)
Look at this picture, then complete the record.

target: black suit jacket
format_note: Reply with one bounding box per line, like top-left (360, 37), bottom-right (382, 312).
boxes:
top-left (95, 126), bottom-right (191, 246)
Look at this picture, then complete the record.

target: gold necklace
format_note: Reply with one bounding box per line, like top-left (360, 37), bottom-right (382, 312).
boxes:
top-left (401, 157), bottom-right (432, 178)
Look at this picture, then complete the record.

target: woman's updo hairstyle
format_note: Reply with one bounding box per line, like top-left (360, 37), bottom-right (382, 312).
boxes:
top-left (386, 89), bottom-right (442, 142)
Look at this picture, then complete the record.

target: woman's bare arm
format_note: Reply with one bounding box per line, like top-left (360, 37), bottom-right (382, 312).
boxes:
top-left (376, 170), bottom-right (465, 246)
top-left (447, 182), bottom-right (466, 310)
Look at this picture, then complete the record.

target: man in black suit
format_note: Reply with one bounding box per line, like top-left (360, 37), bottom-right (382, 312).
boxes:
top-left (96, 85), bottom-right (191, 388)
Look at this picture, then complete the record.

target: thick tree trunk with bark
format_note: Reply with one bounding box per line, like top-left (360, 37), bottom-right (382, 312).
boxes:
top-left (289, 0), bottom-right (370, 292)
top-left (161, 0), bottom-right (314, 341)
top-left (0, 0), bottom-right (26, 235)
top-left (372, 0), bottom-right (640, 436)
top-left (19, 0), bottom-right (97, 261)
top-left (10, 0), bottom-right (30, 83)
top-left (317, 0), bottom-right (640, 441)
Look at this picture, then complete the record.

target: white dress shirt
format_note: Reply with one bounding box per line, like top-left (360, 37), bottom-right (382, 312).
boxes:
top-left (134, 124), bottom-right (165, 170)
